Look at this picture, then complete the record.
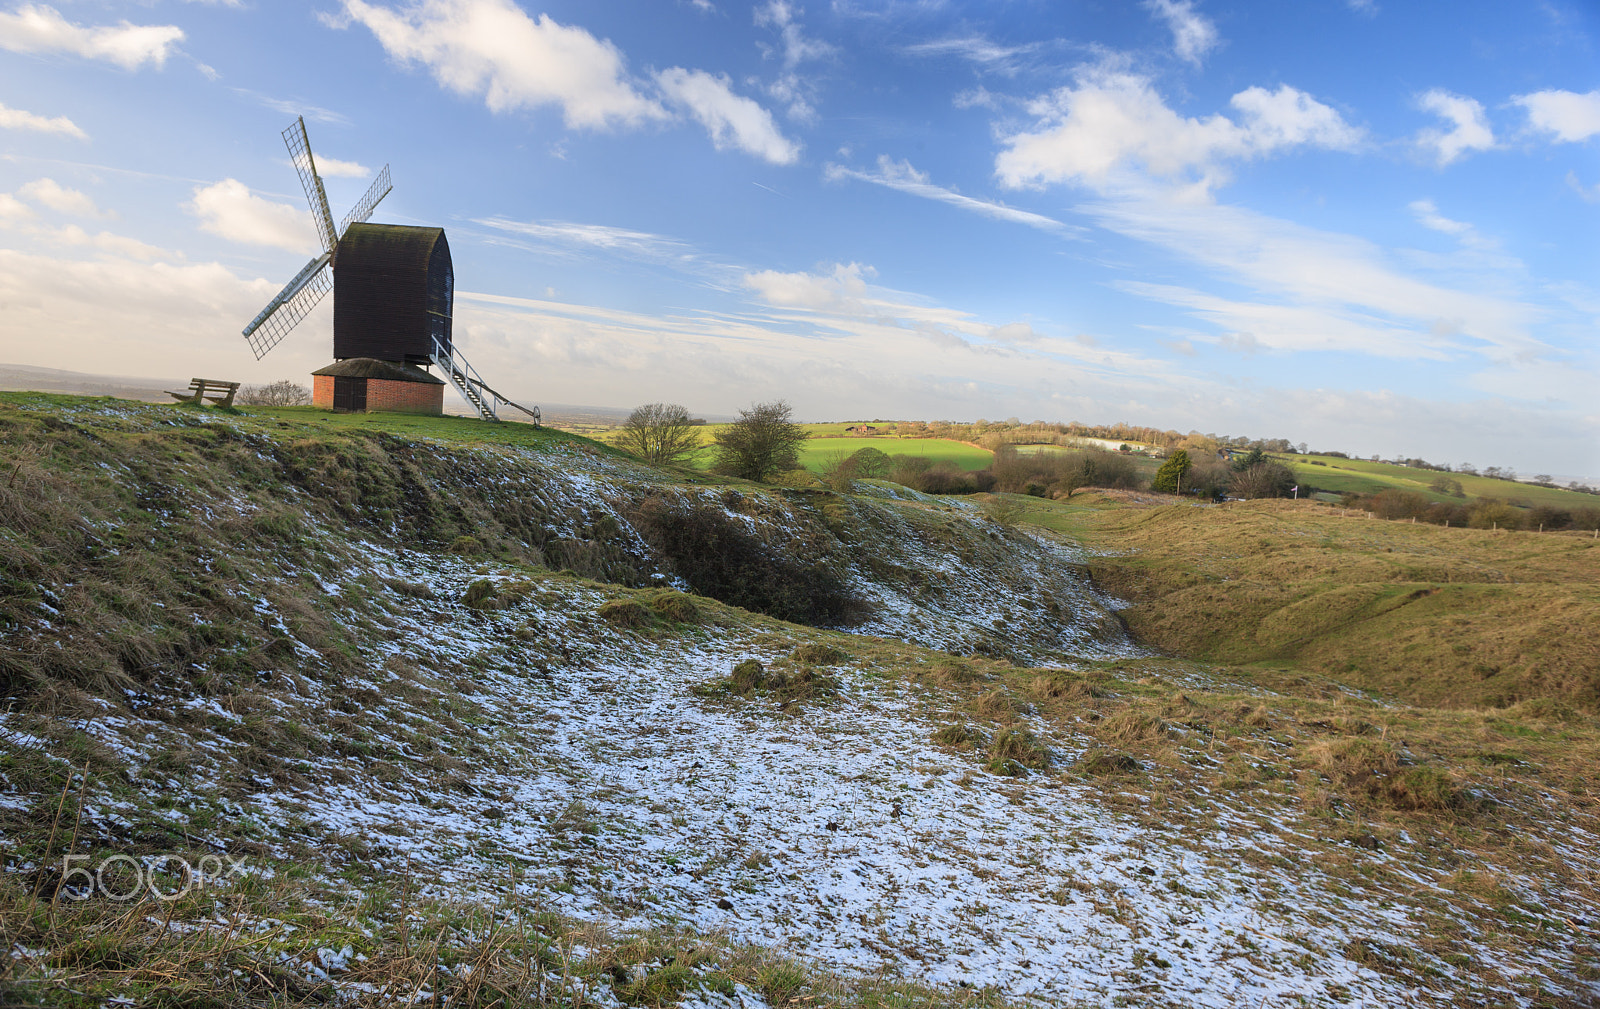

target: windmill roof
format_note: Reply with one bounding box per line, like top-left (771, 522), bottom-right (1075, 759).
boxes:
top-left (337, 222), bottom-right (446, 269)
top-left (312, 358), bottom-right (445, 384)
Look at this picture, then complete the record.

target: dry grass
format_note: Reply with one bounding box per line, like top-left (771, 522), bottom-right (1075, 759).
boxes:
top-left (1027, 494), bottom-right (1600, 712)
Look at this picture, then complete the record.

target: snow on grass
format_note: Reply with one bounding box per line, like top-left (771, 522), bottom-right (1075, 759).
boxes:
top-left (43, 555), bottom-right (1534, 1008)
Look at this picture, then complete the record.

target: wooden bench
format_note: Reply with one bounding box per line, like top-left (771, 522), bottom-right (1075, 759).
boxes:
top-left (166, 378), bottom-right (241, 408)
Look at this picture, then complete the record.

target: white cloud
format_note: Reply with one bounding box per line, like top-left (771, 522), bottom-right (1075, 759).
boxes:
top-left (0, 100), bottom-right (86, 138)
top-left (0, 246), bottom-right (332, 381)
top-left (656, 68), bottom-right (800, 164)
top-left (743, 262), bottom-right (874, 314)
top-left (1514, 88), bottom-right (1600, 143)
top-left (313, 155), bottom-right (372, 178)
top-left (1144, 0), bottom-right (1218, 65)
top-left (1230, 85), bottom-right (1362, 149)
top-left (17, 178), bottom-right (102, 217)
top-left (824, 156), bottom-right (1075, 233)
top-left (995, 69), bottom-right (1361, 192)
top-left (0, 192), bottom-right (34, 222)
top-left (187, 179), bottom-right (318, 254)
top-left (0, 4), bottom-right (184, 70)
top-left (1408, 198), bottom-right (1470, 237)
top-left (1414, 89), bottom-right (1494, 166)
top-left (335, 0), bottom-right (666, 129)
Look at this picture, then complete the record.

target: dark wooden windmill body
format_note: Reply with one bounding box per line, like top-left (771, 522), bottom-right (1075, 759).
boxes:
top-left (240, 118), bottom-right (537, 424)
top-left (333, 224), bottom-right (453, 366)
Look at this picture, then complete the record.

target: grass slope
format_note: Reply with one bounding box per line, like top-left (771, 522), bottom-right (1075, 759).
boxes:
top-left (1285, 454), bottom-right (1600, 510)
top-left (3, 395), bottom-right (1600, 1008)
top-left (1021, 492), bottom-right (1600, 712)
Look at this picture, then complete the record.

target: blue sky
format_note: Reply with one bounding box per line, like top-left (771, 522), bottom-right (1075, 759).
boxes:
top-left (1, 0), bottom-right (1596, 477)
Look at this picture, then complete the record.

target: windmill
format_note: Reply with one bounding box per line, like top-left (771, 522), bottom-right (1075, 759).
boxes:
top-left (241, 117), bottom-right (539, 424)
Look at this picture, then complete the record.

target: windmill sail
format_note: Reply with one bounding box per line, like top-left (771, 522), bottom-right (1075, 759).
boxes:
top-left (241, 117), bottom-right (390, 359)
top-left (241, 252), bottom-right (333, 359)
top-left (339, 164), bottom-right (391, 235)
top-left (283, 116), bottom-right (337, 253)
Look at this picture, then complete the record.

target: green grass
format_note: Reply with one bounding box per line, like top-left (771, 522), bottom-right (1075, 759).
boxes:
top-left (799, 436), bottom-right (992, 472)
top-left (1284, 453), bottom-right (1598, 510)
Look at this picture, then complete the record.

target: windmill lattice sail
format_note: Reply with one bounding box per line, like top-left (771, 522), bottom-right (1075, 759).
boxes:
top-left (240, 117), bottom-right (389, 360)
top-left (242, 254), bottom-right (332, 360)
top-left (283, 116), bottom-right (336, 253)
top-left (340, 164), bottom-right (392, 235)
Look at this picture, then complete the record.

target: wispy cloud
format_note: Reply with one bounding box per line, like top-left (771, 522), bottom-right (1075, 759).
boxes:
top-left (754, 1), bottom-right (833, 121)
top-left (825, 156), bottom-right (1077, 234)
top-left (0, 3), bottom-right (185, 70)
top-left (902, 35), bottom-right (1040, 75)
top-left (1082, 187), bottom-right (1540, 362)
top-left (232, 89), bottom-right (351, 127)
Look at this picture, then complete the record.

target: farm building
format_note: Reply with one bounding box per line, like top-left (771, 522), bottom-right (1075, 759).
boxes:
top-left (312, 357), bottom-right (444, 415)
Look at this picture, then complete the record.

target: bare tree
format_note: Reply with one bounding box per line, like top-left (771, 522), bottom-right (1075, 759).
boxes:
top-left (712, 400), bottom-right (810, 482)
top-left (238, 380), bottom-right (310, 407)
top-left (617, 403), bottom-right (703, 466)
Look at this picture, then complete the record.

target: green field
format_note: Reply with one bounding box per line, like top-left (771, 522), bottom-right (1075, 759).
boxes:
top-left (1285, 453), bottom-right (1598, 509)
top-left (800, 436), bottom-right (991, 472)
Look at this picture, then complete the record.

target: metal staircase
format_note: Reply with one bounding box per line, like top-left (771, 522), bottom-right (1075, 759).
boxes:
top-left (431, 336), bottom-right (541, 425)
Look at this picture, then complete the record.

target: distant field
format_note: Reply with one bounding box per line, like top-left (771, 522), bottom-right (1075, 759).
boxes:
top-left (801, 436), bottom-right (991, 472)
top-left (1285, 454), bottom-right (1600, 509)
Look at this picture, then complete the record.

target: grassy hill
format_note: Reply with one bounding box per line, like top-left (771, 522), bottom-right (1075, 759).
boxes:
top-left (1020, 492), bottom-right (1600, 712)
top-left (3, 394), bottom-right (1599, 1008)
top-left (1284, 453), bottom-right (1600, 511)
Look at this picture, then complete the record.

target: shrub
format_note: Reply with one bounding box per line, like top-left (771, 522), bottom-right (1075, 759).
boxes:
top-left (1152, 450), bottom-right (1191, 493)
top-left (712, 400), bottom-right (809, 482)
top-left (1229, 461), bottom-right (1296, 500)
top-left (847, 447), bottom-right (891, 479)
top-left (1527, 506), bottom-right (1571, 531)
top-left (616, 403), bottom-right (702, 467)
top-left (238, 379), bottom-right (310, 407)
top-left (1370, 489), bottom-right (1430, 520)
top-left (627, 496), bottom-right (868, 626)
top-left (1429, 475), bottom-right (1465, 497)
top-left (1468, 500), bottom-right (1523, 530)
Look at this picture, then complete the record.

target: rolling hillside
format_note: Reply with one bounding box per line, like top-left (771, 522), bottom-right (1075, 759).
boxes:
top-left (2, 394), bottom-right (1598, 1008)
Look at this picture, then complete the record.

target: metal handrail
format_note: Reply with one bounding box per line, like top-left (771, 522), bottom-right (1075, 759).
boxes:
top-left (432, 335), bottom-right (497, 420)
